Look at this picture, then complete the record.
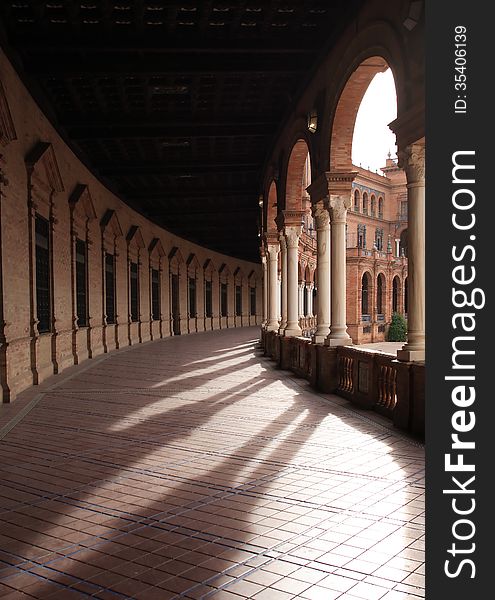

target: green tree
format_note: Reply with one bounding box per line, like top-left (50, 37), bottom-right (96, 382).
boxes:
top-left (387, 312), bottom-right (407, 342)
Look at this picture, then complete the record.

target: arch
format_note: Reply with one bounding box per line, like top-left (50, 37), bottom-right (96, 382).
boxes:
top-left (392, 275), bottom-right (401, 313)
top-left (304, 265), bottom-right (312, 284)
top-left (378, 196), bottom-right (384, 219)
top-left (370, 194), bottom-right (376, 217)
top-left (285, 138), bottom-right (311, 212)
top-left (362, 191), bottom-right (368, 215)
top-left (266, 180), bottom-right (278, 234)
top-left (353, 188), bottom-right (360, 212)
top-left (376, 272), bottom-right (386, 315)
top-left (361, 271), bottom-right (372, 317)
top-left (329, 56), bottom-right (390, 172)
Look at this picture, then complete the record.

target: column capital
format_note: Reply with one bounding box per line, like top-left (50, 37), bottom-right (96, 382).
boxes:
top-left (327, 194), bottom-right (352, 223)
top-left (278, 232), bottom-right (287, 249)
top-left (311, 200), bottom-right (330, 231)
top-left (284, 225), bottom-right (301, 249)
top-left (398, 142), bottom-right (425, 185)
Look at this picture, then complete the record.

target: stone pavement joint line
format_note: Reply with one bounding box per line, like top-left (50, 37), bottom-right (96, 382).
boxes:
top-left (0, 327), bottom-right (425, 600)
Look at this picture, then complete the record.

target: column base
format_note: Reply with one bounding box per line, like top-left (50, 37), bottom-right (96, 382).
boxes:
top-left (265, 321), bottom-right (280, 332)
top-left (397, 348), bottom-right (425, 362)
top-left (324, 335), bottom-right (353, 347)
top-left (312, 332), bottom-right (329, 344)
top-left (284, 326), bottom-right (302, 337)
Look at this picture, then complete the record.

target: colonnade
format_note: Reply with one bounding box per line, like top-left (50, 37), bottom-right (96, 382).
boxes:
top-left (262, 143), bottom-right (425, 362)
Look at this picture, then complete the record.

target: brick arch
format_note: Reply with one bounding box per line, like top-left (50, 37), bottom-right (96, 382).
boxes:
top-left (265, 180), bottom-right (278, 234)
top-left (285, 138), bottom-right (311, 212)
top-left (329, 56), bottom-right (391, 172)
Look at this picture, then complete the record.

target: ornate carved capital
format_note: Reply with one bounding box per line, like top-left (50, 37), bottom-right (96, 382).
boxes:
top-left (266, 241), bottom-right (280, 260)
top-left (284, 225), bottom-right (301, 249)
top-left (398, 142), bottom-right (425, 184)
top-left (278, 232), bottom-right (287, 250)
top-left (327, 194), bottom-right (351, 223)
top-left (311, 201), bottom-right (330, 231)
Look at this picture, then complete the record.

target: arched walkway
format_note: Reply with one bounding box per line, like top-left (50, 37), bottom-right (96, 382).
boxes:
top-left (0, 329), bottom-right (424, 600)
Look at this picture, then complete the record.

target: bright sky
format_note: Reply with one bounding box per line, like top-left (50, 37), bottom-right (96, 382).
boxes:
top-left (352, 68), bottom-right (397, 174)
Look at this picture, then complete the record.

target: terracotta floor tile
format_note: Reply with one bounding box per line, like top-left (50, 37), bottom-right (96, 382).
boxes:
top-left (0, 329), bottom-right (424, 600)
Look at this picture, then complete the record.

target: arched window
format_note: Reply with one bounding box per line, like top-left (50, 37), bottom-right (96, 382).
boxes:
top-left (370, 195), bottom-right (376, 217)
top-left (404, 277), bottom-right (408, 314)
top-left (378, 197), bottom-right (384, 219)
top-left (392, 276), bottom-right (400, 313)
top-left (354, 189), bottom-right (360, 212)
top-left (362, 192), bottom-right (368, 215)
top-left (377, 273), bottom-right (385, 316)
top-left (361, 272), bottom-right (371, 317)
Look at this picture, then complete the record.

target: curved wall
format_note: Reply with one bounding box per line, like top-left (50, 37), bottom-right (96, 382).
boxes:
top-left (0, 49), bottom-right (262, 402)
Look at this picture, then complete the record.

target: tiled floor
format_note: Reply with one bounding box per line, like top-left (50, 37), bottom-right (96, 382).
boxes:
top-left (0, 328), bottom-right (425, 600)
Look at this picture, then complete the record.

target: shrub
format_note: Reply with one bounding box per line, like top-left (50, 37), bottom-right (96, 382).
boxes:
top-left (387, 312), bottom-right (407, 342)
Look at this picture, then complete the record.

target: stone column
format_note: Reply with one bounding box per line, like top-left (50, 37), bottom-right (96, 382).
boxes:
top-left (265, 241), bottom-right (280, 331)
top-left (278, 234), bottom-right (287, 334)
top-left (298, 282), bottom-right (305, 318)
top-left (306, 284), bottom-right (314, 317)
top-left (395, 238), bottom-right (400, 258)
top-left (261, 254), bottom-right (268, 328)
top-left (326, 195), bottom-right (352, 346)
top-left (312, 202), bottom-right (331, 344)
top-left (397, 143), bottom-right (425, 362)
top-left (283, 226), bottom-right (302, 337)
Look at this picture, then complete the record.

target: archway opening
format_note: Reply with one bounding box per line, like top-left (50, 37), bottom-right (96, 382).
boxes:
top-left (392, 275), bottom-right (400, 313)
top-left (361, 272), bottom-right (371, 318)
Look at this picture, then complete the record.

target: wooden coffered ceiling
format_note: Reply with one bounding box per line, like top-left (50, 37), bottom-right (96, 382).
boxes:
top-left (0, 1), bottom-right (362, 262)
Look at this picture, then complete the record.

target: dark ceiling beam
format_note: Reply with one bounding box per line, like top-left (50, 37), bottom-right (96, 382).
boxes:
top-left (14, 38), bottom-right (316, 54)
top-left (98, 162), bottom-right (261, 176)
top-left (25, 52), bottom-right (307, 75)
top-left (68, 120), bottom-right (275, 139)
top-left (126, 189), bottom-right (258, 201)
top-left (151, 207), bottom-right (259, 218)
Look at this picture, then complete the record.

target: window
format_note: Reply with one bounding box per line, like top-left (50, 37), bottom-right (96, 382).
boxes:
top-left (235, 285), bottom-right (242, 316)
top-left (105, 253), bottom-right (115, 325)
top-left (221, 283), bottom-right (228, 317)
top-left (151, 268), bottom-right (160, 320)
top-left (400, 201), bottom-right (408, 220)
top-left (205, 280), bottom-right (213, 318)
top-left (377, 274), bottom-right (384, 315)
top-left (392, 276), bottom-right (399, 313)
top-left (371, 195), bottom-right (376, 217)
top-left (75, 239), bottom-right (88, 327)
top-left (357, 224), bottom-right (366, 248)
top-left (378, 197), bottom-right (384, 219)
top-left (362, 192), bottom-right (368, 215)
top-left (361, 273), bottom-right (370, 316)
top-left (375, 228), bottom-right (384, 251)
top-left (250, 286), bottom-right (256, 316)
top-left (188, 276), bottom-right (197, 318)
top-left (353, 189), bottom-right (360, 212)
top-left (35, 215), bottom-right (51, 333)
top-left (130, 262), bottom-right (139, 322)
